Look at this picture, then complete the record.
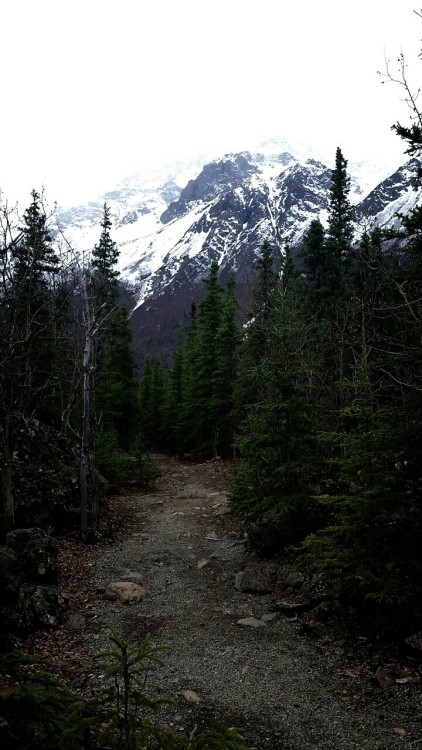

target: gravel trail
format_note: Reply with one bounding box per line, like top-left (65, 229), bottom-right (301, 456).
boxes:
top-left (85, 455), bottom-right (421, 750)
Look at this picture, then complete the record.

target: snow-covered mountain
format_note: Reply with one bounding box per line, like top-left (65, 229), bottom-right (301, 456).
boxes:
top-left (57, 148), bottom-right (422, 362)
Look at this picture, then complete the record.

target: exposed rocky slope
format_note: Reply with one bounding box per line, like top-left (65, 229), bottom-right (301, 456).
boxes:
top-left (0, 419), bottom-right (81, 649)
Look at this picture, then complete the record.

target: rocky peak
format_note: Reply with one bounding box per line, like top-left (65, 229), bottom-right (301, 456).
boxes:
top-left (160, 153), bottom-right (256, 223)
top-left (355, 158), bottom-right (421, 224)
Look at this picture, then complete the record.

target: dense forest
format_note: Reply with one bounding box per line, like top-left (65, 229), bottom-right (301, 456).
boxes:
top-left (139, 142), bottom-right (422, 631)
top-left (0, 196), bottom-right (142, 543)
top-left (1, 45), bottom-right (422, 750)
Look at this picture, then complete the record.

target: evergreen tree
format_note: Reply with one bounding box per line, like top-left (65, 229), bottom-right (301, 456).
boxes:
top-left (11, 190), bottom-right (61, 421)
top-left (96, 307), bottom-right (139, 450)
top-left (162, 328), bottom-right (185, 451)
top-left (211, 274), bottom-right (240, 457)
top-left (249, 238), bottom-right (277, 354)
top-left (234, 239), bottom-right (277, 416)
top-left (87, 204), bottom-right (139, 489)
top-left (193, 261), bottom-right (224, 455)
top-left (151, 357), bottom-right (165, 449)
top-left (91, 202), bottom-right (119, 305)
top-left (325, 147), bottom-right (354, 294)
top-left (230, 267), bottom-right (319, 539)
top-left (303, 218), bottom-right (422, 623)
top-left (139, 357), bottom-right (154, 449)
top-left (299, 218), bottom-right (327, 296)
top-left (13, 189), bottom-right (59, 285)
top-left (179, 302), bottom-right (200, 453)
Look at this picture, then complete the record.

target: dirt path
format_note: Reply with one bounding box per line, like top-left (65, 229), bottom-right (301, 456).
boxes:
top-left (33, 455), bottom-right (422, 749)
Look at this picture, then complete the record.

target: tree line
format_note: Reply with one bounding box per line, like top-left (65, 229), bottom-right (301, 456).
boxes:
top-left (0, 194), bottom-right (140, 541)
top-left (139, 146), bottom-right (422, 628)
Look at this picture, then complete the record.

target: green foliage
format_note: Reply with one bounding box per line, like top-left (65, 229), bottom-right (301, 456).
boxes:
top-left (141, 266), bottom-right (240, 460)
top-left (96, 306), bottom-right (140, 451)
top-left (210, 275), bottom-right (240, 456)
top-left (96, 428), bottom-right (135, 485)
top-left (13, 189), bottom-right (59, 286)
top-left (139, 357), bottom-right (166, 451)
top-left (299, 218), bottom-right (328, 299)
top-left (233, 240), bottom-right (277, 418)
top-left (193, 260), bottom-right (224, 455)
top-left (0, 650), bottom-right (91, 749)
top-left (96, 629), bottom-right (170, 750)
top-left (91, 204), bottom-right (141, 489)
top-left (0, 633), bottom-right (251, 750)
top-left (96, 430), bottom-right (160, 486)
top-left (162, 329), bottom-right (185, 450)
top-left (230, 272), bottom-right (322, 541)
top-left (10, 190), bottom-right (62, 422)
top-left (226, 147), bottom-right (422, 627)
top-left (91, 202), bottom-right (120, 305)
top-left (322, 147), bottom-right (354, 297)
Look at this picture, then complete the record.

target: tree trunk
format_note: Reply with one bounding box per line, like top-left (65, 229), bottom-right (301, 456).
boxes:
top-left (81, 323), bottom-right (95, 541)
top-left (0, 415), bottom-right (14, 541)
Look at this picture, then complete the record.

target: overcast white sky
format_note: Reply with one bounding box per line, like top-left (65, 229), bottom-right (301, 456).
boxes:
top-left (1, 0), bottom-right (421, 207)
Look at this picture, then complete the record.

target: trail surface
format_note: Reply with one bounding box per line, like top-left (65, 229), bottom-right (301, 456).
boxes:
top-left (33, 455), bottom-right (422, 749)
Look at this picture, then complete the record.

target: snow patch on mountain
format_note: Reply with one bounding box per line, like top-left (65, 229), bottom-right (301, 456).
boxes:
top-left (56, 146), bottom-right (422, 313)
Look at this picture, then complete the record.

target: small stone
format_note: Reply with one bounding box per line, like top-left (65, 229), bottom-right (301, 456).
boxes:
top-left (237, 616), bottom-right (266, 628)
top-left (180, 689), bottom-right (200, 703)
top-left (67, 612), bottom-right (86, 630)
top-left (205, 532), bottom-right (219, 541)
top-left (376, 667), bottom-right (395, 689)
top-left (106, 581), bottom-right (148, 602)
top-left (261, 613), bottom-right (277, 622)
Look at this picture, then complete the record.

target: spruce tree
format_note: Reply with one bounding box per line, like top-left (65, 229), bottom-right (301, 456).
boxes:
top-left (11, 189), bottom-right (61, 421)
top-left (95, 307), bottom-right (139, 450)
top-left (13, 189), bottom-right (59, 285)
top-left (194, 260), bottom-right (224, 455)
top-left (139, 357), bottom-right (154, 449)
top-left (211, 274), bottom-right (240, 457)
top-left (91, 202), bottom-right (119, 305)
top-left (234, 239), bottom-right (277, 417)
top-left (230, 263), bottom-right (319, 538)
top-left (325, 147), bottom-right (354, 294)
top-left (304, 222), bottom-right (422, 623)
top-left (179, 302), bottom-right (200, 453)
top-left (250, 238), bottom-right (277, 351)
top-left (162, 328), bottom-right (185, 451)
top-left (88, 203), bottom-right (139, 485)
top-left (299, 218), bottom-right (327, 296)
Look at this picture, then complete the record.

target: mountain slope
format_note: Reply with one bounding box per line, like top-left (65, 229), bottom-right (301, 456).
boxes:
top-left (57, 150), bottom-right (422, 363)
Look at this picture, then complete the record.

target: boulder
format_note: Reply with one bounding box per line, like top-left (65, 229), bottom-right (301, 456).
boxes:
top-left (237, 616), bottom-right (266, 628)
top-left (405, 631), bottom-right (422, 656)
top-left (235, 564), bottom-right (272, 594)
top-left (247, 518), bottom-right (284, 557)
top-left (6, 528), bottom-right (59, 583)
top-left (0, 548), bottom-right (21, 648)
top-left (105, 581), bottom-right (148, 602)
top-left (12, 418), bottom-right (80, 531)
top-left (17, 584), bottom-right (66, 631)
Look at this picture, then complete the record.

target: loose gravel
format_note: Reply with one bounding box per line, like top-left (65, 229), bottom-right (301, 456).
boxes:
top-left (83, 455), bottom-right (421, 750)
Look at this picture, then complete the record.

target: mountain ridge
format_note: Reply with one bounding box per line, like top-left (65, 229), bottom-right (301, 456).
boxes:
top-left (56, 147), bottom-right (422, 363)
